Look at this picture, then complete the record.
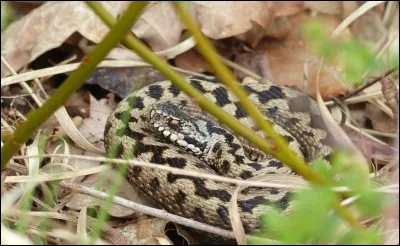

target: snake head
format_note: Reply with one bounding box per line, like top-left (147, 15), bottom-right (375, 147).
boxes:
top-left (148, 101), bottom-right (244, 175)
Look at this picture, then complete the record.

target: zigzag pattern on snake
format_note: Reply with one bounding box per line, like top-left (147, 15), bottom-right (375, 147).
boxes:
top-left (104, 76), bottom-right (334, 233)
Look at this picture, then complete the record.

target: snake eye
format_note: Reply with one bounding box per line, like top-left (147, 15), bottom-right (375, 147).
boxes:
top-left (168, 119), bottom-right (180, 130)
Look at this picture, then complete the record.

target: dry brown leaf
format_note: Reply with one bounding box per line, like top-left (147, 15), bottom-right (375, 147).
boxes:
top-left (1, 1), bottom-right (129, 77)
top-left (264, 16), bottom-right (292, 40)
top-left (66, 169), bottom-right (151, 218)
top-left (255, 12), bottom-right (350, 99)
top-left (64, 91), bottom-right (90, 118)
top-left (196, 1), bottom-right (275, 41)
top-left (273, 1), bottom-right (304, 17)
top-left (342, 124), bottom-right (398, 159)
top-left (349, 3), bottom-right (387, 45)
top-left (133, 2), bottom-right (186, 52)
top-left (1, 1), bottom-right (281, 77)
top-left (233, 51), bottom-right (274, 81)
top-left (117, 218), bottom-right (174, 245)
top-left (365, 103), bottom-right (397, 134)
top-left (174, 49), bottom-right (212, 73)
top-left (78, 94), bottom-right (113, 150)
top-left (304, 1), bottom-right (343, 15)
top-left (84, 67), bottom-right (167, 98)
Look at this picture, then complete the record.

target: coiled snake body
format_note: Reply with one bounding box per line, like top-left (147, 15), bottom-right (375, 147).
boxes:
top-left (104, 76), bottom-right (333, 233)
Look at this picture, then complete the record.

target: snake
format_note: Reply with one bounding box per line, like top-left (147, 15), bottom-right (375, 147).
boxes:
top-left (104, 75), bottom-right (334, 234)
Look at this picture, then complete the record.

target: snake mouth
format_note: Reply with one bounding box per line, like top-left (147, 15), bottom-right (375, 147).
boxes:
top-left (149, 106), bottom-right (207, 157)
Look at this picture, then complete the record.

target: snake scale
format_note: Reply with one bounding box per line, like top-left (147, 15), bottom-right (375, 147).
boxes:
top-left (104, 76), bottom-right (334, 234)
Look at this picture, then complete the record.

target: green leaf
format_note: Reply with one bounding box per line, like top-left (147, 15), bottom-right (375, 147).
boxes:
top-left (330, 150), bottom-right (370, 193)
top-left (311, 158), bottom-right (336, 185)
top-left (355, 190), bottom-right (387, 217)
top-left (285, 186), bottom-right (337, 244)
top-left (336, 40), bottom-right (377, 84)
top-left (337, 228), bottom-right (382, 245)
top-left (1, 2), bottom-right (14, 33)
top-left (302, 20), bottom-right (336, 59)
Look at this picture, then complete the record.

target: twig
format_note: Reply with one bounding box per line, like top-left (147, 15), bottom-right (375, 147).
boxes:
top-left (58, 181), bottom-right (235, 240)
top-left (11, 154), bottom-right (304, 190)
top-left (11, 154), bottom-right (397, 194)
top-left (338, 69), bottom-right (395, 101)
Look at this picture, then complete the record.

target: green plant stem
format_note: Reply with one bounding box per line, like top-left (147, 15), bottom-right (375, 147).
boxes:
top-left (0, 2), bottom-right (149, 169)
top-left (84, 1), bottom-right (362, 229)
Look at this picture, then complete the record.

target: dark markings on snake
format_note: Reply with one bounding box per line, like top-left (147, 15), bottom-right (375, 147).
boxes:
top-left (213, 87), bottom-right (230, 107)
top-left (166, 173), bottom-right (188, 183)
top-left (212, 142), bottom-right (221, 153)
top-left (240, 187), bottom-right (252, 195)
top-left (194, 207), bottom-right (205, 220)
top-left (242, 222), bottom-right (252, 234)
top-left (215, 147), bottom-right (222, 160)
top-left (183, 136), bottom-right (206, 149)
top-left (269, 160), bottom-right (283, 168)
top-left (148, 84), bottom-right (164, 99)
top-left (125, 128), bottom-right (146, 141)
top-left (278, 191), bottom-right (291, 210)
top-left (151, 177), bottom-right (160, 191)
top-left (104, 121), bottom-right (112, 139)
top-left (288, 95), bottom-right (311, 113)
top-left (194, 161), bottom-right (210, 170)
top-left (190, 80), bottom-right (207, 93)
top-left (240, 170), bottom-right (254, 179)
top-left (267, 86), bottom-right (285, 100)
top-left (284, 135), bottom-right (295, 143)
top-left (220, 160), bottom-right (230, 174)
top-left (133, 141), bottom-right (168, 164)
top-left (168, 85), bottom-right (181, 97)
top-left (248, 162), bottom-right (262, 171)
top-left (206, 121), bottom-right (227, 135)
top-left (166, 157), bottom-right (187, 168)
top-left (323, 153), bottom-right (332, 161)
top-left (129, 116), bottom-right (138, 123)
top-left (269, 188), bottom-right (279, 195)
top-left (140, 115), bottom-right (147, 122)
top-left (166, 176), bottom-right (232, 202)
top-left (177, 190), bottom-right (186, 202)
top-left (176, 149), bottom-right (189, 156)
top-left (234, 102), bottom-right (247, 118)
top-left (238, 196), bottom-right (268, 213)
top-left (216, 206), bottom-right (230, 223)
top-left (127, 95), bottom-right (144, 110)
top-left (114, 111), bottom-right (136, 123)
top-left (245, 85), bottom-right (285, 103)
top-left (180, 100), bottom-right (188, 106)
top-left (301, 130), bottom-right (315, 137)
top-left (190, 75), bottom-right (220, 84)
top-left (223, 132), bottom-right (234, 143)
top-left (288, 117), bottom-right (301, 125)
top-left (310, 114), bottom-right (326, 130)
top-left (191, 178), bottom-right (232, 202)
top-left (267, 106), bottom-right (279, 116)
top-left (167, 173), bottom-right (178, 183)
top-left (227, 142), bottom-right (244, 163)
top-left (113, 111), bottom-right (124, 120)
top-left (132, 166), bottom-right (142, 176)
